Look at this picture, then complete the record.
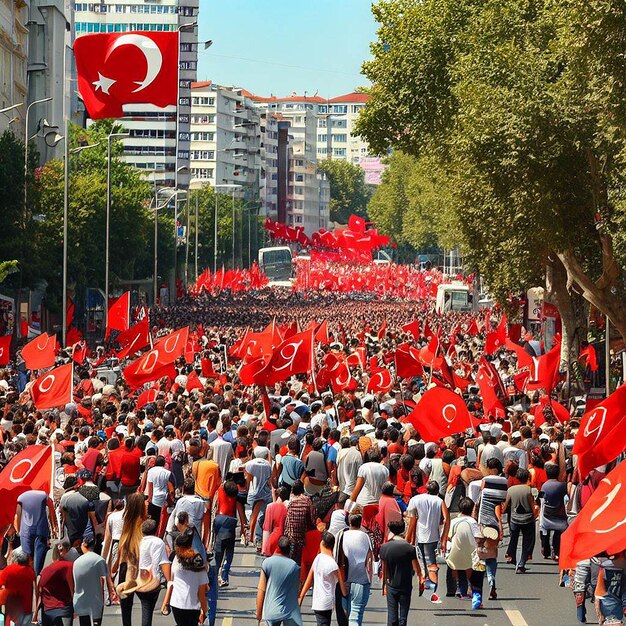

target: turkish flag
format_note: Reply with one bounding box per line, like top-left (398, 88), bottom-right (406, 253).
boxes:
top-left (257, 328), bottom-right (314, 385)
top-left (395, 343), bottom-right (424, 378)
top-left (66, 326), bottom-right (83, 348)
top-left (366, 368), bottom-right (394, 394)
top-left (315, 320), bottom-right (330, 344)
top-left (484, 315), bottom-right (507, 355)
top-left (377, 319), bottom-right (387, 340)
top-left (201, 358), bottom-right (218, 378)
top-left (419, 334), bottom-right (440, 367)
top-left (21, 333), bottom-right (56, 370)
top-left (30, 362), bottom-right (73, 410)
top-left (107, 291), bottom-right (130, 335)
top-left (75, 32), bottom-right (178, 120)
top-left (0, 334), bottom-right (11, 366)
top-left (123, 327), bottom-right (188, 388)
top-left (578, 345), bottom-right (599, 372)
top-left (477, 360), bottom-right (505, 418)
top-left (186, 370), bottom-right (204, 392)
top-left (72, 342), bottom-right (89, 364)
top-left (560, 461), bottom-right (626, 569)
top-left (348, 214), bottom-right (367, 234)
top-left (116, 319), bottom-right (151, 359)
top-left (404, 387), bottom-right (481, 441)
top-left (466, 319), bottom-right (480, 335)
top-left (401, 319), bottom-right (420, 340)
top-left (330, 362), bottom-right (358, 393)
top-left (573, 384), bottom-right (626, 476)
top-left (525, 344), bottom-right (561, 394)
top-left (0, 445), bottom-right (52, 527)
top-left (346, 347), bottom-right (366, 369)
top-left (505, 338), bottom-right (534, 370)
top-left (136, 386), bottom-right (159, 410)
top-left (238, 356), bottom-right (268, 386)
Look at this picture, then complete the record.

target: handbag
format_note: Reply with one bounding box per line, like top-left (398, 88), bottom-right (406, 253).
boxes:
top-left (471, 548), bottom-right (486, 572)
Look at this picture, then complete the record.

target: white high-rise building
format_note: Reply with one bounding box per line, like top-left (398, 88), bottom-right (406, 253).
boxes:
top-left (73, 0), bottom-right (198, 188)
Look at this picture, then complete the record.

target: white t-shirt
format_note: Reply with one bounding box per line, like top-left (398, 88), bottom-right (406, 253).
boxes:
top-left (170, 558), bottom-right (207, 610)
top-left (356, 462), bottom-right (389, 506)
top-left (467, 479), bottom-right (482, 503)
top-left (147, 466), bottom-right (172, 507)
top-left (342, 529), bottom-right (372, 585)
top-left (107, 509), bottom-right (124, 541)
top-left (139, 535), bottom-right (169, 578)
top-left (407, 493), bottom-right (443, 544)
top-left (311, 553), bottom-right (338, 611)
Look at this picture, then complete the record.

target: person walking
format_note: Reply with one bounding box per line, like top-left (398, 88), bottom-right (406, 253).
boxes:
top-left (256, 536), bottom-right (302, 626)
top-left (379, 519), bottom-right (422, 626)
top-left (284, 480), bottom-right (317, 564)
top-left (212, 480), bottom-right (239, 587)
top-left (299, 532), bottom-right (347, 626)
top-left (36, 540), bottom-right (74, 626)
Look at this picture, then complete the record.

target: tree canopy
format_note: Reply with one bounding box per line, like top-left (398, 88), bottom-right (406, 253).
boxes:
top-left (318, 159), bottom-right (372, 224)
top-left (356, 0), bottom-right (626, 341)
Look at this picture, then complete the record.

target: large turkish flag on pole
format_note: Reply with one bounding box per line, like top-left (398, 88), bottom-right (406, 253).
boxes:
top-left (74, 32), bottom-right (178, 120)
top-left (0, 334), bottom-right (11, 366)
top-left (257, 328), bottom-right (315, 385)
top-left (116, 319), bottom-right (151, 359)
top-left (30, 362), bottom-right (73, 410)
top-left (560, 461), bottom-right (626, 569)
top-left (107, 291), bottom-right (130, 336)
top-left (21, 333), bottom-right (56, 370)
top-left (0, 445), bottom-right (52, 527)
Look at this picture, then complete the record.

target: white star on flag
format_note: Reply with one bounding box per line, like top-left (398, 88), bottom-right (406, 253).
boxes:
top-left (92, 72), bottom-right (116, 95)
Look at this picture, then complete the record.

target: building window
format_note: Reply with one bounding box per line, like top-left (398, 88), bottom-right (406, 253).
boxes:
top-left (333, 148), bottom-right (346, 157)
top-left (191, 150), bottom-right (215, 160)
top-left (351, 104), bottom-right (363, 113)
top-left (331, 119), bottom-right (347, 128)
top-left (191, 132), bottom-right (215, 141)
top-left (191, 168), bottom-right (214, 179)
top-left (317, 134), bottom-right (327, 143)
top-left (334, 134), bottom-right (347, 143)
top-left (191, 115), bottom-right (215, 124)
top-left (333, 105), bottom-right (348, 114)
top-left (319, 105), bottom-right (327, 114)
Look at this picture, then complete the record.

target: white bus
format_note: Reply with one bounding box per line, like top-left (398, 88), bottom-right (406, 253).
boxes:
top-left (258, 246), bottom-right (293, 282)
top-left (435, 283), bottom-right (472, 313)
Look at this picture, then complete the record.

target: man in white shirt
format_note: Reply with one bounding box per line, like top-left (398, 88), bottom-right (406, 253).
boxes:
top-left (147, 456), bottom-right (174, 527)
top-left (406, 481), bottom-right (450, 604)
top-left (350, 448), bottom-right (388, 507)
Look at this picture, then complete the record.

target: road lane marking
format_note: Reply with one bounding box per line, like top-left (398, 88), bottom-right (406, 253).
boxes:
top-left (502, 602), bottom-right (529, 626)
top-left (221, 618), bottom-right (233, 626)
top-left (241, 553), bottom-right (256, 567)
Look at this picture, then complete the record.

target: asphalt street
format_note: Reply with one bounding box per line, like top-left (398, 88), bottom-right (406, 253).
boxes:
top-left (103, 541), bottom-right (581, 626)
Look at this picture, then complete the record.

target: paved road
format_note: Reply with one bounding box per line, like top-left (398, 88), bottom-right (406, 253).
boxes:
top-left (103, 542), bottom-right (580, 626)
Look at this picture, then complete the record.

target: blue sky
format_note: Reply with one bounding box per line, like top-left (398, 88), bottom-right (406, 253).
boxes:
top-left (197, 0), bottom-right (378, 98)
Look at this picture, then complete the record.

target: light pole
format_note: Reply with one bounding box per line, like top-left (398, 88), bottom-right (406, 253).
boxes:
top-left (213, 183), bottom-right (242, 271)
top-left (62, 138), bottom-right (99, 346)
top-left (105, 129), bottom-right (129, 327)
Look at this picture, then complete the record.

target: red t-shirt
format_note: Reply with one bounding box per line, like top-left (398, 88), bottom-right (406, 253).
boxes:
top-left (119, 450), bottom-right (141, 486)
top-left (387, 442), bottom-right (404, 456)
top-left (0, 564), bottom-right (36, 613)
top-left (216, 486), bottom-right (237, 517)
top-left (106, 447), bottom-right (125, 481)
top-left (38, 560), bottom-right (73, 610)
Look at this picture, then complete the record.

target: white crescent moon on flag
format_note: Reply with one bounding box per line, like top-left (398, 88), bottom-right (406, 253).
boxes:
top-left (107, 34), bottom-right (163, 93)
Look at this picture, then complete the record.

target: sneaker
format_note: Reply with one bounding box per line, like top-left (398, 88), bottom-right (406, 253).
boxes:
top-left (471, 592), bottom-right (483, 610)
top-left (430, 593), bottom-right (442, 604)
top-left (419, 580), bottom-right (425, 597)
top-left (219, 580), bottom-right (229, 588)
top-left (515, 567), bottom-right (527, 574)
top-left (489, 586), bottom-right (497, 600)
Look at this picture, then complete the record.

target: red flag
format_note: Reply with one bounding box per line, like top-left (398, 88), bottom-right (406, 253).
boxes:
top-left (401, 319), bottom-right (420, 340)
top-left (136, 387), bottom-right (159, 410)
top-left (466, 319), bottom-right (480, 335)
top-left (72, 342), bottom-right (88, 364)
top-left (330, 362), bottom-right (358, 393)
top-left (21, 333), bottom-right (56, 370)
top-left (423, 319), bottom-right (434, 340)
top-left (66, 326), bottom-right (83, 348)
top-left (0, 334), bottom-right (11, 366)
top-left (107, 291), bottom-right (130, 334)
top-left (484, 315), bottom-right (507, 355)
top-left (505, 338), bottom-right (534, 370)
top-left (201, 358), bottom-right (218, 378)
top-left (394, 343), bottom-right (424, 378)
top-left (30, 362), bottom-right (73, 409)
top-left (257, 328), bottom-right (314, 385)
top-left (315, 320), bottom-right (330, 344)
top-left (74, 32), bottom-right (178, 120)
top-left (186, 370), bottom-right (204, 392)
top-left (123, 327), bottom-right (188, 388)
top-left (0, 445), bottom-right (52, 527)
top-left (348, 214), bottom-right (367, 234)
top-left (404, 387), bottom-right (481, 441)
top-left (578, 345), bottom-right (599, 372)
top-left (366, 368), bottom-right (394, 394)
top-left (116, 319), bottom-right (151, 359)
top-left (377, 319), bottom-right (387, 340)
top-left (346, 347), bottom-right (366, 369)
top-left (419, 334), bottom-right (439, 366)
top-left (573, 384), bottom-right (626, 476)
top-left (477, 360), bottom-right (505, 418)
top-left (560, 462), bottom-right (626, 569)
top-left (525, 344), bottom-right (561, 394)
top-left (238, 357), bottom-right (268, 386)
top-left (66, 299), bottom-right (74, 330)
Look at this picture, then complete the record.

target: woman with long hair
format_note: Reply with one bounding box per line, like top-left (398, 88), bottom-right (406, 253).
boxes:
top-left (114, 492), bottom-right (146, 626)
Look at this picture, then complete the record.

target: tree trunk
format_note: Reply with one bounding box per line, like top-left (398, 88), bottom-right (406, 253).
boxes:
top-left (545, 255), bottom-right (588, 397)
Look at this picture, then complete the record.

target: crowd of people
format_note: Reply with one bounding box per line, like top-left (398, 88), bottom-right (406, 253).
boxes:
top-left (0, 289), bottom-right (621, 626)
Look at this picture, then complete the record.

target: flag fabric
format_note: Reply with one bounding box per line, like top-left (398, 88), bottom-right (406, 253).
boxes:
top-left (466, 319), bottom-right (480, 335)
top-left (72, 342), bottom-right (88, 364)
top-left (330, 362), bottom-right (358, 393)
top-left (401, 319), bottom-right (420, 341)
top-left (366, 368), bottom-right (394, 394)
top-left (257, 328), bottom-right (315, 385)
top-left (348, 214), bottom-right (367, 234)
top-left (0, 334), bottom-right (11, 366)
top-left (136, 386), bottom-right (159, 410)
top-left (65, 326), bottom-right (83, 348)
top-left (525, 344), bottom-right (561, 394)
top-left (484, 315), bottom-right (507, 355)
top-left (116, 319), bottom-right (151, 359)
top-left (377, 319), bottom-right (387, 340)
top-left (21, 333), bottom-right (56, 370)
top-left (477, 360), bottom-right (505, 418)
top-left (404, 387), bottom-right (481, 441)
top-left (186, 370), bottom-right (204, 392)
top-left (505, 338), bottom-right (534, 370)
top-left (560, 461), bottom-right (626, 569)
top-left (123, 327), bottom-right (188, 388)
top-left (573, 384), bottom-right (626, 477)
top-left (395, 343), bottom-right (423, 378)
top-left (75, 32), bottom-right (178, 120)
top-left (107, 291), bottom-right (130, 335)
top-left (315, 320), bottom-right (330, 344)
top-left (201, 358), bottom-right (218, 378)
top-left (0, 445), bottom-right (52, 527)
top-left (419, 333), bottom-right (439, 367)
top-left (578, 345), bottom-right (599, 372)
top-left (30, 362), bottom-right (73, 410)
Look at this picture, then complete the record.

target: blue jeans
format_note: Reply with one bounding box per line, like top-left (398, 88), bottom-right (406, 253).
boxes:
top-left (206, 560), bottom-right (218, 626)
top-left (22, 534), bottom-right (49, 575)
top-left (213, 515), bottom-right (237, 583)
top-left (386, 586), bottom-right (411, 626)
top-left (597, 568), bottom-right (624, 625)
top-left (343, 582), bottom-right (370, 626)
top-left (485, 558), bottom-right (497, 588)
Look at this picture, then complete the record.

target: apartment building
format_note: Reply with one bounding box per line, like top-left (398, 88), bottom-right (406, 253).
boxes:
top-left (0, 0), bottom-right (27, 137)
top-left (73, 0), bottom-right (199, 188)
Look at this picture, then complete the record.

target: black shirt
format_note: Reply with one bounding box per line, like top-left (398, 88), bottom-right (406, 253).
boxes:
top-left (379, 538), bottom-right (416, 590)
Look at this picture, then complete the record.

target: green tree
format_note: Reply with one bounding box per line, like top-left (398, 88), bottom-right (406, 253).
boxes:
top-left (318, 160), bottom-right (372, 224)
top-left (356, 0), bottom-right (626, 347)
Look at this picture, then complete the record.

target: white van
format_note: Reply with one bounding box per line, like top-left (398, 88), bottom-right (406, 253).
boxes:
top-left (435, 283), bottom-right (472, 313)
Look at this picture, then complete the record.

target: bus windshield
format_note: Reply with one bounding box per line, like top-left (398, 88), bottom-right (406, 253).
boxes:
top-left (259, 247), bottom-right (292, 281)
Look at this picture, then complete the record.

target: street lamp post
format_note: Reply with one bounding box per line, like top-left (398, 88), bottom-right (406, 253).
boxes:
top-left (195, 191), bottom-right (199, 280)
top-left (62, 138), bottom-right (99, 346)
top-left (105, 129), bottom-right (129, 327)
top-left (212, 183), bottom-right (242, 271)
